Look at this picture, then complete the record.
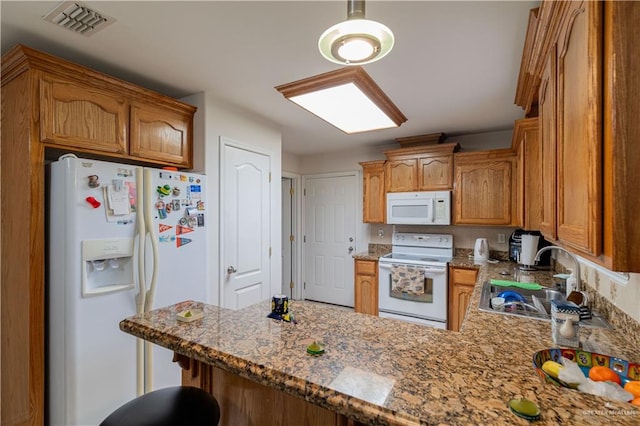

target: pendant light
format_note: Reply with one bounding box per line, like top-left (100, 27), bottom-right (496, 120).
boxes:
top-left (318, 0), bottom-right (394, 66)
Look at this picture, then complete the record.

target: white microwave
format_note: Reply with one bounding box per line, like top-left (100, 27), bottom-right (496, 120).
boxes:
top-left (386, 191), bottom-right (451, 225)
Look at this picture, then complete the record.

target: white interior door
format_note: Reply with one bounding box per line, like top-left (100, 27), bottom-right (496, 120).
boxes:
top-left (222, 143), bottom-right (271, 309)
top-left (303, 174), bottom-right (357, 307)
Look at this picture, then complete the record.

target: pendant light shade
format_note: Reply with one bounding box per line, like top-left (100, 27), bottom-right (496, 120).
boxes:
top-left (319, 0), bottom-right (394, 66)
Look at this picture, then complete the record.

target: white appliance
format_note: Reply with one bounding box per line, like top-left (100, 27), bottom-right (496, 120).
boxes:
top-left (386, 191), bottom-right (451, 225)
top-left (518, 234), bottom-right (540, 270)
top-left (48, 156), bottom-right (208, 425)
top-left (378, 232), bottom-right (453, 329)
top-left (473, 238), bottom-right (489, 264)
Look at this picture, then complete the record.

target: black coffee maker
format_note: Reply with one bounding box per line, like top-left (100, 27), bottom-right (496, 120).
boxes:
top-left (508, 229), bottom-right (551, 267)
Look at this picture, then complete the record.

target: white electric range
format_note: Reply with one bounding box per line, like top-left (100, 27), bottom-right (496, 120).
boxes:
top-left (377, 232), bottom-right (453, 329)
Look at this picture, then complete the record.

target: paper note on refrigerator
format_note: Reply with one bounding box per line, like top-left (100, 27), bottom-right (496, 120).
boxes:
top-left (106, 184), bottom-right (130, 215)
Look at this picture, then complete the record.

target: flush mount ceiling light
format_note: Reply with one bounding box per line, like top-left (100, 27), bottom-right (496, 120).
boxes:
top-left (319, 0), bottom-right (394, 65)
top-left (275, 66), bottom-right (407, 134)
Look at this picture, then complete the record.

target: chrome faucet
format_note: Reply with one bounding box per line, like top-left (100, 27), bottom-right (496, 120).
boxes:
top-left (534, 246), bottom-right (581, 291)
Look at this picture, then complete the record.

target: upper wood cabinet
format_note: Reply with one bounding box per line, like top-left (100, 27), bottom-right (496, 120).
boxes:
top-left (538, 48), bottom-right (557, 241)
top-left (9, 45), bottom-right (196, 168)
top-left (515, 1), bottom-right (640, 271)
top-left (40, 74), bottom-right (128, 154)
top-left (453, 149), bottom-right (521, 226)
top-left (555, 1), bottom-right (602, 256)
top-left (360, 160), bottom-right (386, 224)
top-left (130, 102), bottom-right (192, 167)
top-left (384, 142), bottom-right (459, 193)
top-left (513, 118), bottom-right (542, 231)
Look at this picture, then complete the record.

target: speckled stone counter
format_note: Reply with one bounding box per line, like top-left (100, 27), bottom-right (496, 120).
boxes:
top-left (120, 262), bottom-right (640, 425)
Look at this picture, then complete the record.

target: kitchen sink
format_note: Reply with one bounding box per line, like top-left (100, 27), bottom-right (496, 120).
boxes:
top-left (478, 281), bottom-right (611, 329)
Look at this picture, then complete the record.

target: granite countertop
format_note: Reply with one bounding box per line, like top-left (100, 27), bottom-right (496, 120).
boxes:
top-left (120, 260), bottom-right (640, 425)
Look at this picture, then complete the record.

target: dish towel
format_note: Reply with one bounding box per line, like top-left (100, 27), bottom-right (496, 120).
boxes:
top-left (391, 265), bottom-right (425, 295)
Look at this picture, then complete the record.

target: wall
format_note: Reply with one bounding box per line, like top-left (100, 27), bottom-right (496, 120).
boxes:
top-left (368, 224), bottom-right (516, 254)
top-left (555, 252), bottom-right (640, 323)
top-left (182, 92), bottom-right (282, 307)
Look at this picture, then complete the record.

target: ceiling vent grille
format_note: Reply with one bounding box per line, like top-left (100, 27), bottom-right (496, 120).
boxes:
top-left (43, 1), bottom-right (116, 36)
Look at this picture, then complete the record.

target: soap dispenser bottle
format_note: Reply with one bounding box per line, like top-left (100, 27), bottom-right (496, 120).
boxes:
top-left (565, 268), bottom-right (577, 298)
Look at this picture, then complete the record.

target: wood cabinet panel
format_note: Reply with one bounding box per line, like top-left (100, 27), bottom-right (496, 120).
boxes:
top-left (538, 49), bottom-right (557, 241)
top-left (385, 159), bottom-right (417, 192)
top-left (130, 102), bottom-right (192, 167)
top-left (384, 143), bottom-right (458, 192)
top-left (360, 161), bottom-right (386, 223)
top-left (555, 1), bottom-right (602, 256)
top-left (40, 74), bottom-right (128, 154)
top-left (354, 259), bottom-right (378, 316)
top-left (454, 151), bottom-right (519, 226)
top-left (418, 155), bottom-right (453, 190)
top-left (181, 360), bottom-right (350, 426)
top-left (448, 267), bottom-right (478, 332)
top-left (513, 118), bottom-right (543, 231)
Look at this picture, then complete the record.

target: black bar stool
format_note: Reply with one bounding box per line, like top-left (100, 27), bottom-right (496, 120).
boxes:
top-left (100, 386), bottom-right (220, 426)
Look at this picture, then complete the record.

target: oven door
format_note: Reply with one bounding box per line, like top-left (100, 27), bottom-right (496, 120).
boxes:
top-left (378, 262), bottom-right (448, 323)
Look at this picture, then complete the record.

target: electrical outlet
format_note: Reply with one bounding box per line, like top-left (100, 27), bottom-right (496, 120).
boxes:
top-left (378, 229), bottom-right (384, 238)
top-left (498, 233), bottom-right (506, 244)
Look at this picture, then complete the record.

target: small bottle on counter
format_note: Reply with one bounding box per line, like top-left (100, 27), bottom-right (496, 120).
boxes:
top-left (551, 300), bottom-right (580, 348)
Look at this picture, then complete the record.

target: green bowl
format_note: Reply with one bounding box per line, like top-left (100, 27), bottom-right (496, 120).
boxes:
top-left (532, 348), bottom-right (639, 389)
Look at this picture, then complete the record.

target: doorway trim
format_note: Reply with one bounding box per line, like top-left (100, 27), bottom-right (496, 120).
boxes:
top-left (282, 172), bottom-right (302, 300)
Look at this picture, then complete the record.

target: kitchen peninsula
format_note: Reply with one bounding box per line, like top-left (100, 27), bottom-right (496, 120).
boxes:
top-left (120, 265), bottom-right (639, 425)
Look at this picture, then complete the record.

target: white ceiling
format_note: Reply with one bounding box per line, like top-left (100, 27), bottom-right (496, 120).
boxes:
top-left (1, 1), bottom-right (537, 155)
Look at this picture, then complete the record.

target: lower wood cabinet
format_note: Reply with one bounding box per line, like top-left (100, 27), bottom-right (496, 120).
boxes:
top-left (448, 266), bottom-right (478, 332)
top-left (354, 259), bottom-right (378, 315)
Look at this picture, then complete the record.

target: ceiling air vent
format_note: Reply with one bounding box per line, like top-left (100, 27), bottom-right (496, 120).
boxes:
top-left (43, 1), bottom-right (116, 36)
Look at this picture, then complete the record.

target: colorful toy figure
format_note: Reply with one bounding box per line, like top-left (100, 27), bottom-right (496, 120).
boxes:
top-left (155, 200), bottom-right (167, 219)
top-left (157, 184), bottom-right (171, 196)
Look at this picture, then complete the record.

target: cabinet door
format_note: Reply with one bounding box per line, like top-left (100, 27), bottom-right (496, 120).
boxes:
top-left (40, 74), bottom-right (128, 153)
top-left (130, 102), bottom-right (192, 167)
top-left (454, 157), bottom-right (516, 225)
top-left (418, 155), bottom-right (453, 190)
top-left (520, 122), bottom-right (543, 231)
top-left (361, 161), bottom-right (386, 223)
top-left (538, 49), bottom-right (557, 241)
top-left (555, 1), bottom-right (602, 256)
top-left (447, 267), bottom-right (477, 332)
top-left (449, 284), bottom-right (474, 332)
top-left (385, 159), bottom-right (417, 192)
top-left (354, 260), bottom-right (378, 315)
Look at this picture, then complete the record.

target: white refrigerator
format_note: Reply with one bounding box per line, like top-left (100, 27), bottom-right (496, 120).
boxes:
top-left (48, 156), bottom-right (208, 425)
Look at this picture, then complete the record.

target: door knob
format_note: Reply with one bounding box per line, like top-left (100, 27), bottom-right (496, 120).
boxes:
top-left (227, 266), bottom-right (237, 274)
top-left (348, 246), bottom-right (354, 253)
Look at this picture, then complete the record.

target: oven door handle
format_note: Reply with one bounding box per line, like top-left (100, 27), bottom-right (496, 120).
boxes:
top-left (379, 263), bottom-right (447, 274)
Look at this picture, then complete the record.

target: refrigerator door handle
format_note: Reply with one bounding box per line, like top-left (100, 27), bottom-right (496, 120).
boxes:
top-left (135, 168), bottom-right (147, 313)
top-left (143, 169), bottom-right (160, 313)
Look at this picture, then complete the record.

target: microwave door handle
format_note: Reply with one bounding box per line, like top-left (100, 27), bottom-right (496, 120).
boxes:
top-left (428, 199), bottom-right (435, 223)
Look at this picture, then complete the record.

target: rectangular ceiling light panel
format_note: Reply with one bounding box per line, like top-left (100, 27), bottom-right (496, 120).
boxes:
top-left (276, 67), bottom-right (407, 134)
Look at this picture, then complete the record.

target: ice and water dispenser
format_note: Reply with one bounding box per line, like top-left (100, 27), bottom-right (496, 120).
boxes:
top-left (81, 238), bottom-right (135, 296)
